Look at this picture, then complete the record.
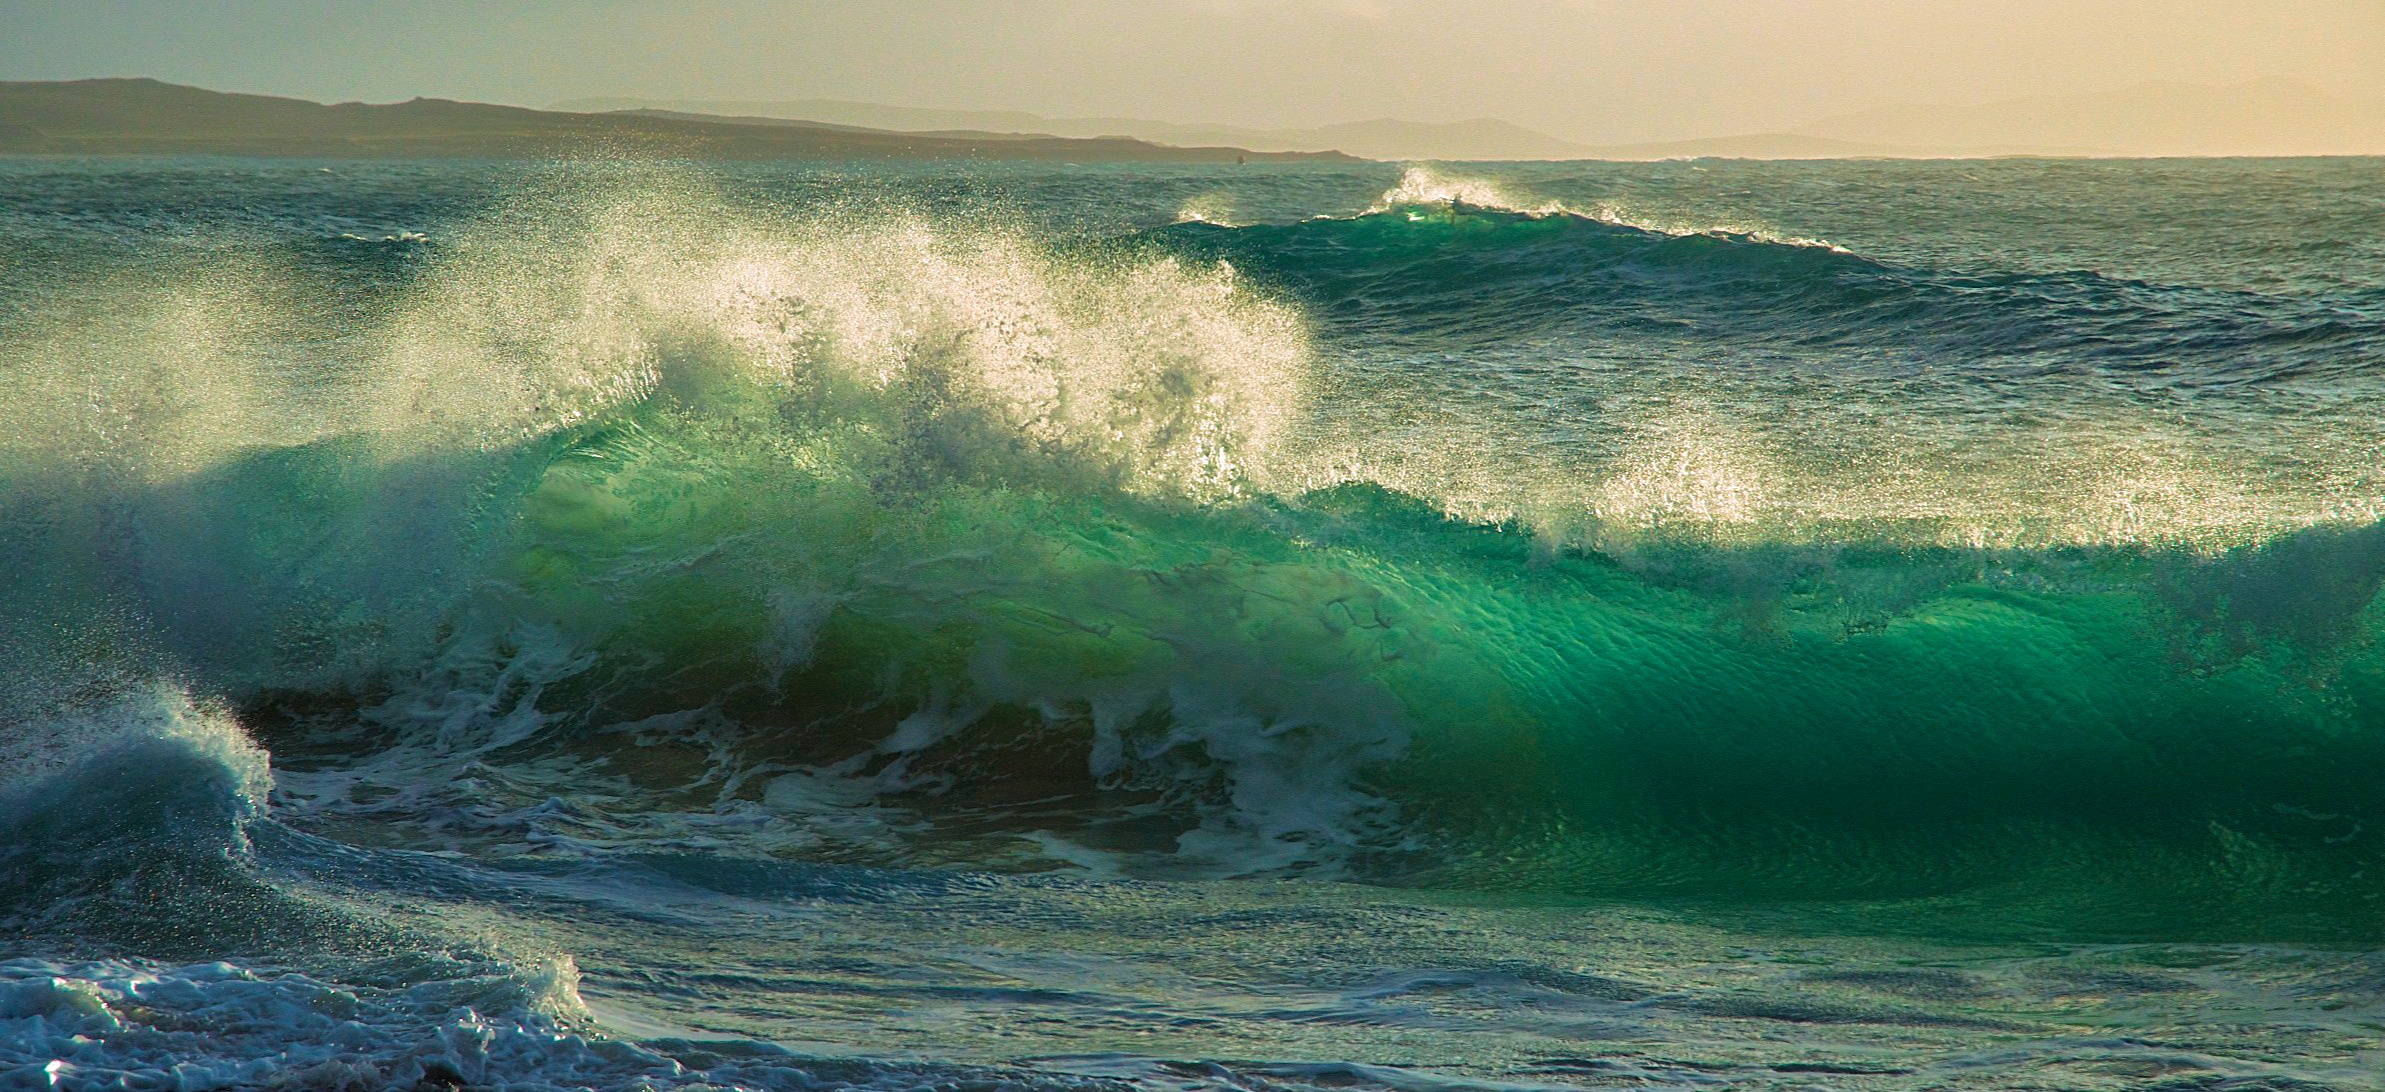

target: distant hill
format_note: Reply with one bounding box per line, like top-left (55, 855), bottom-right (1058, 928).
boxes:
top-left (1268, 118), bottom-right (1593, 160)
top-left (552, 98), bottom-right (1071, 137)
top-left (1795, 79), bottom-right (2385, 157)
top-left (0, 79), bottom-right (1355, 163)
top-left (555, 97), bottom-right (1594, 160)
top-left (563, 104), bottom-right (1946, 161)
top-left (563, 81), bottom-right (2385, 161)
top-left (1569, 133), bottom-right (1924, 160)
top-left (14, 78), bottom-right (2369, 165)
top-left (613, 108), bottom-right (1059, 143)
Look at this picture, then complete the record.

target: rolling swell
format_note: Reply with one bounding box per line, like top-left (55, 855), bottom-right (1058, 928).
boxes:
top-left (6, 168), bottom-right (2385, 952)
top-left (1153, 200), bottom-right (2385, 382)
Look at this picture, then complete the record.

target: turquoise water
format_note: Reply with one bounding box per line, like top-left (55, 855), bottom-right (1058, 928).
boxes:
top-left (6, 156), bottom-right (2385, 1089)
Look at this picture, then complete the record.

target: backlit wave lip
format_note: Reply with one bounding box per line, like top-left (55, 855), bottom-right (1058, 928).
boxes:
top-left (1363, 165), bottom-right (1851, 250)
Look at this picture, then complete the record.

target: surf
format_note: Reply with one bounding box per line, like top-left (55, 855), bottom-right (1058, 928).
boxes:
top-left (3, 165), bottom-right (2383, 950)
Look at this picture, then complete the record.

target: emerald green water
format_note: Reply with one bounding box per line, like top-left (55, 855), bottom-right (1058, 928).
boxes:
top-left (5, 157), bottom-right (2385, 1089)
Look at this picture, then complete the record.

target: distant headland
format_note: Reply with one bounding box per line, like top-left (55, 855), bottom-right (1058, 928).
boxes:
top-left (0, 79), bottom-right (1360, 163)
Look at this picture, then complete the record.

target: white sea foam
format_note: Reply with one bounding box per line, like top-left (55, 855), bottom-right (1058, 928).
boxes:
top-left (1364, 165), bottom-right (1848, 251)
top-left (1368, 166), bottom-right (1559, 215)
top-left (0, 955), bottom-right (728, 1091)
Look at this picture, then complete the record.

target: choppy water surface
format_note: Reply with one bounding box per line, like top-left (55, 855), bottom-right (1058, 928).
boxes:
top-left (6, 156), bottom-right (2385, 1089)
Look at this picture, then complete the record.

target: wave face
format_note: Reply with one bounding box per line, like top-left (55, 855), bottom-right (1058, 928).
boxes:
top-left (8, 157), bottom-right (2385, 1090)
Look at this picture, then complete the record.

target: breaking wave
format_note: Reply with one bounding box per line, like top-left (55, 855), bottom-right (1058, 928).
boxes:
top-left (7, 164), bottom-right (2385, 953)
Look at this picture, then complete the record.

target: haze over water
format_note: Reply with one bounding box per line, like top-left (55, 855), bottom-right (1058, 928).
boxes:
top-left (6, 0), bottom-right (2384, 152)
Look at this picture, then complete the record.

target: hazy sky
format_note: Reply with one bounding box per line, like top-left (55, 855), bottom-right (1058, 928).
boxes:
top-left (4, 1), bottom-right (2380, 142)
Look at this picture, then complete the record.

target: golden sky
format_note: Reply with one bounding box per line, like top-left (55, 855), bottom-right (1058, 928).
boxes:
top-left (4, 1), bottom-right (2380, 142)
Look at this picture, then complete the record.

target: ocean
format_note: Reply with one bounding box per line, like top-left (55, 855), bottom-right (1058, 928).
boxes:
top-left (5, 154), bottom-right (2385, 1090)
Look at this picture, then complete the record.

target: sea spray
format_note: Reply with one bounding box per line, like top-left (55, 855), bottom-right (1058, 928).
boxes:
top-left (6, 156), bottom-right (2385, 1090)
